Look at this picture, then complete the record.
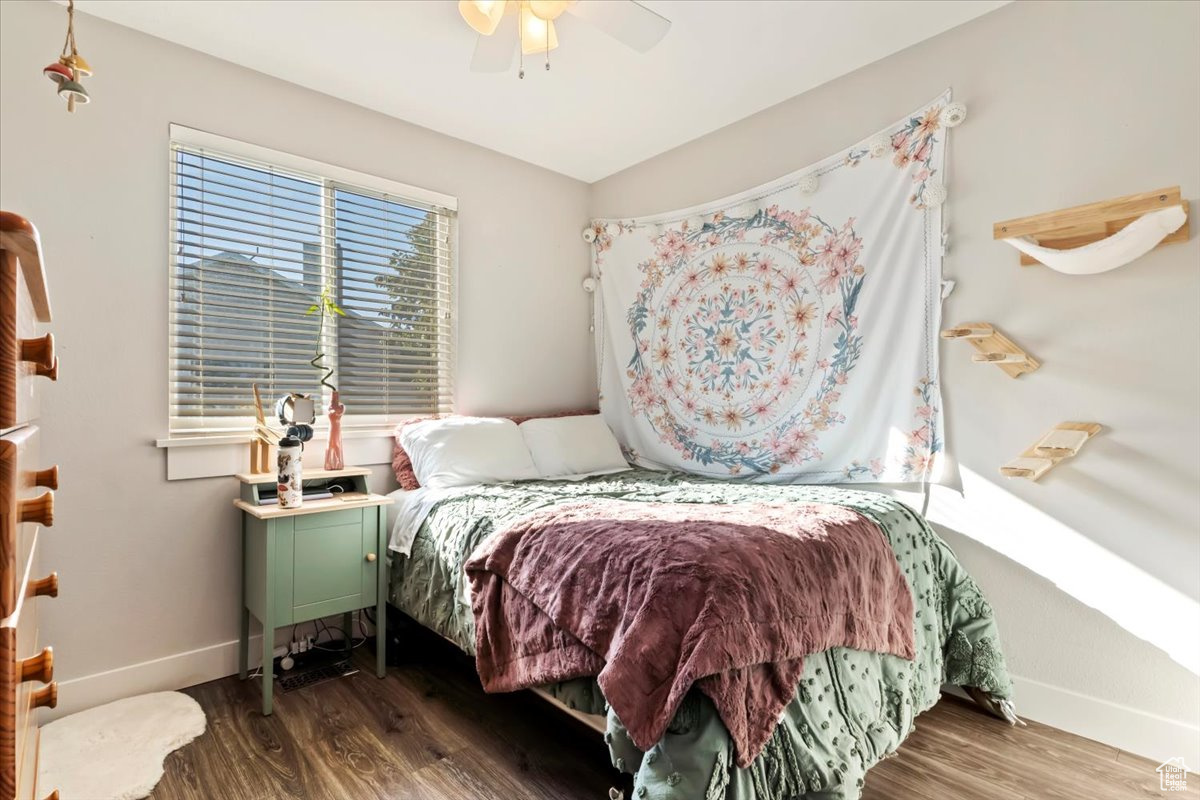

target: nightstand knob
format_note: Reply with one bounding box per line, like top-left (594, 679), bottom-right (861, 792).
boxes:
top-left (30, 682), bottom-right (57, 710)
top-left (20, 647), bottom-right (53, 684)
top-left (33, 465), bottom-right (59, 490)
top-left (18, 492), bottom-right (53, 526)
top-left (365, 553), bottom-right (377, 563)
top-left (28, 572), bottom-right (58, 599)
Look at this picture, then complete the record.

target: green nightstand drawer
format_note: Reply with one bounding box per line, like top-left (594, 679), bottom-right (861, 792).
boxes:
top-left (294, 507), bottom-right (362, 531)
top-left (293, 523), bottom-right (364, 608)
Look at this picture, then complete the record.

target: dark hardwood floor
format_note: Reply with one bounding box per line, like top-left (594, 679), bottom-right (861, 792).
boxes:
top-left (152, 627), bottom-right (1196, 800)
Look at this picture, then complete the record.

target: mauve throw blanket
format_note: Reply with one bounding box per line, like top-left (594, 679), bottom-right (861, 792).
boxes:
top-left (465, 499), bottom-right (915, 767)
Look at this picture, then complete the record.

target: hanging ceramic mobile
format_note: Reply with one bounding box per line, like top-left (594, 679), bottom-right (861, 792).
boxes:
top-left (44, 0), bottom-right (91, 112)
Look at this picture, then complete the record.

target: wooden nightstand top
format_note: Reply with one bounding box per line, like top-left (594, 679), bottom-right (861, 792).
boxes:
top-left (234, 493), bottom-right (394, 520)
top-left (235, 466), bottom-right (373, 485)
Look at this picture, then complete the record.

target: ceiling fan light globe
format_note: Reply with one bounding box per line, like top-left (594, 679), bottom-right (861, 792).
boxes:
top-left (459, 0), bottom-right (506, 36)
top-left (519, 7), bottom-right (559, 54)
top-left (529, 0), bottom-right (570, 21)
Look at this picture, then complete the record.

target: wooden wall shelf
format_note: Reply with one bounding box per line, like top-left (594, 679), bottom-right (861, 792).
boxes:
top-left (940, 323), bottom-right (1039, 378)
top-left (1000, 422), bottom-right (1101, 481)
top-left (993, 186), bottom-right (1189, 267)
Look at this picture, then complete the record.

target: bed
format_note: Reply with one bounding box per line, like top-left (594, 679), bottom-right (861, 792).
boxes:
top-left (385, 467), bottom-right (1014, 800)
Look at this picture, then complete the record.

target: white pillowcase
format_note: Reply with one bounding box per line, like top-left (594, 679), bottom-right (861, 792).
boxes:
top-left (399, 416), bottom-right (539, 489)
top-left (519, 415), bottom-right (630, 480)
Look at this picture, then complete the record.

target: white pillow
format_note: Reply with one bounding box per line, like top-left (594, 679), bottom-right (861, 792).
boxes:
top-left (519, 415), bottom-right (630, 480)
top-left (399, 417), bottom-right (539, 489)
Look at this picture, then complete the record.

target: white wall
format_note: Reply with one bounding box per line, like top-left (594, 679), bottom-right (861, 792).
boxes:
top-left (591, 0), bottom-right (1199, 764)
top-left (0, 0), bottom-right (594, 715)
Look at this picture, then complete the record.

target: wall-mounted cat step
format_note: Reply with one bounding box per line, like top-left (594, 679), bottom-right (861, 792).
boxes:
top-left (940, 323), bottom-right (1039, 378)
top-left (1000, 422), bottom-right (1102, 481)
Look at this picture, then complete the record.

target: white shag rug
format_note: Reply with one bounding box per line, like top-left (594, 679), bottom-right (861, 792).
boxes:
top-left (38, 691), bottom-right (206, 800)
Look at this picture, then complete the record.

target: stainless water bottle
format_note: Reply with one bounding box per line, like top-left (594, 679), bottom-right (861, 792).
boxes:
top-left (277, 435), bottom-right (303, 508)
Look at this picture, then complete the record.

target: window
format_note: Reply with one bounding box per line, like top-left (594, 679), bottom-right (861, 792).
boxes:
top-left (168, 127), bottom-right (456, 438)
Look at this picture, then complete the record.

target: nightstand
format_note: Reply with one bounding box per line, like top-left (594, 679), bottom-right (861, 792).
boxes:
top-left (234, 466), bottom-right (393, 714)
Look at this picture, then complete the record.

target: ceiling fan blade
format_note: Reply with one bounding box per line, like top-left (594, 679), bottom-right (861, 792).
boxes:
top-left (570, 0), bottom-right (670, 52)
top-left (470, 16), bottom-right (517, 72)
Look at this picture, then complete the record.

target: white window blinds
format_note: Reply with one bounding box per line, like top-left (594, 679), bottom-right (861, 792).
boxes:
top-left (168, 131), bottom-right (456, 436)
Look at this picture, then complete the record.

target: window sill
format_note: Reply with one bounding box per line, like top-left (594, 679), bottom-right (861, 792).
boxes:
top-left (156, 427), bottom-right (396, 481)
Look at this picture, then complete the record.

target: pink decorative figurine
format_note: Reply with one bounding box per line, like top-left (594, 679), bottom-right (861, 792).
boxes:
top-left (324, 391), bottom-right (345, 471)
top-left (307, 284), bottom-right (346, 470)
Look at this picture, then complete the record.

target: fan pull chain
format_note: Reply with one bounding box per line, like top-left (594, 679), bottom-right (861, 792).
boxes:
top-left (518, 4), bottom-right (525, 79)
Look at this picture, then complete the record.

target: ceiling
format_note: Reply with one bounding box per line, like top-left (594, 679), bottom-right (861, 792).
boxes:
top-left (73, 0), bottom-right (1009, 182)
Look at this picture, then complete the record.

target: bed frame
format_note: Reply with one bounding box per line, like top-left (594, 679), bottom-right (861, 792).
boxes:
top-left (400, 603), bottom-right (1017, 745)
top-left (530, 687), bottom-right (607, 734)
top-left (411, 606), bottom-right (609, 734)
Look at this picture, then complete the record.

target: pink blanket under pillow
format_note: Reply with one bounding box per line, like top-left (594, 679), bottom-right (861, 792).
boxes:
top-left (391, 410), bottom-right (599, 490)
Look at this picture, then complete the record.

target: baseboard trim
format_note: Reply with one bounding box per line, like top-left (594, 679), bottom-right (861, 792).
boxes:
top-left (49, 645), bottom-right (1199, 767)
top-left (45, 637), bottom-right (257, 723)
top-left (1003, 674), bottom-right (1199, 767)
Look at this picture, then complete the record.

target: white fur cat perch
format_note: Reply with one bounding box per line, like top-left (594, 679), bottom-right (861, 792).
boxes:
top-left (994, 187), bottom-right (1189, 272)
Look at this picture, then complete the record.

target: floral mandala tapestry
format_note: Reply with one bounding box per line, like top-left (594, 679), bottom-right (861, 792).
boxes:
top-left (591, 92), bottom-right (952, 483)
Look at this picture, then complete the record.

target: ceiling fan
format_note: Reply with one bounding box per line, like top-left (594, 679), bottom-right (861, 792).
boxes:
top-left (458, 0), bottom-right (671, 78)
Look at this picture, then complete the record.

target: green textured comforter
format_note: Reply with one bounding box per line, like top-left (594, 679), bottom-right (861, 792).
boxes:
top-left (389, 470), bottom-right (1012, 799)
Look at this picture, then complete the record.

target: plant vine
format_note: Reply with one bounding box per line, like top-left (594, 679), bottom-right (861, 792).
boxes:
top-left (306, 285), bottom-right (344, 393)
